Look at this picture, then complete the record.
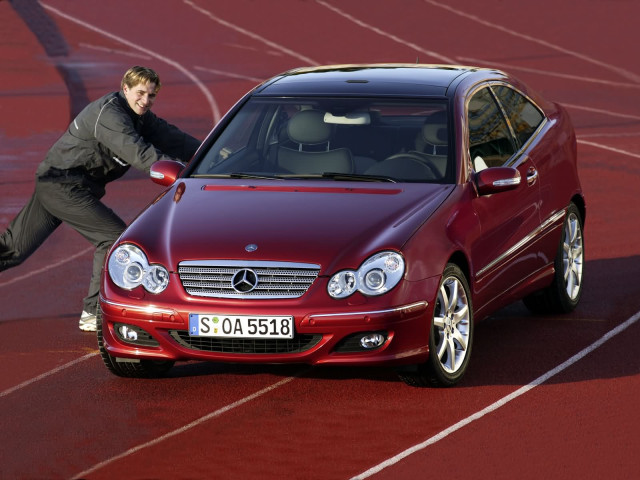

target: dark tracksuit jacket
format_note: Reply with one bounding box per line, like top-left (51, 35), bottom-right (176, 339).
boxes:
top-left (0, 90), bottom-right (201, 314)
top-left (37, 90), bottom-right (200, 192)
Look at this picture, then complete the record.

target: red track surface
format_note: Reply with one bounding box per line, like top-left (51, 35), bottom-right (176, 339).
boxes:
top-left (1, 1), bottom-right (639, 479)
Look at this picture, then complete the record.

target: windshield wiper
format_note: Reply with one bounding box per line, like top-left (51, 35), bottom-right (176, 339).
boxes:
top-left (320, 172), bottom-right (397, 183)
top-left (229, 172), bottom-right (285, 180)
top-left (192, 172), bottom-right (284, 180)
top-left (192, 172), bottom-right (397, 183)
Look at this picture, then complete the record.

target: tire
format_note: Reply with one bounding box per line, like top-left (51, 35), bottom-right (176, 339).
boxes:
top-left (524, 203), bottom-right (584, 314)
top-left (398, 263), bottom-right (473, 387)
top-left (97, 307), bottom-right (175, 378)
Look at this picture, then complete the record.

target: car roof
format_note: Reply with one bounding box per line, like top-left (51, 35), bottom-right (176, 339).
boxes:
top-left (253, 64), bottom-right (505, 98)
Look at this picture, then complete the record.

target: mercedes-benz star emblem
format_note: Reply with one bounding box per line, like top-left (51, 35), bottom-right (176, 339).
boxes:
top-left (231, 269), bottom-right (258, 293)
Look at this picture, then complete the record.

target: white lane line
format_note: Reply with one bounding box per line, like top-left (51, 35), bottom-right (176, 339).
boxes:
top-left (577, 140), bottom-right (640, 160)
top-left (563, 103), bottom-right (640, 121)
top-left (40, 2), bottom-right (221, 124)
top-left (183, 0), bottom-right (318, 66)
top-left (70, 375), bottom-right (298, 480)
top-left (424, 0), bottom-right (640, 83)
top-left (0, 352), bottom-right (99, 398)
top-left (79, 42), bottom-right (153, 61)
top-left (316, 0), bottom-right (456, 64)
top-left (194, 65), bottom-right (264, 83)
top-left (578, 132), bottom-right (640, 139)
top-left (0, 246), bottom-right (93, 288)
top-left (351, 310), bottom-right (640, 479)
top-left (457, 56), bottom-right (640, 90)
top-left (224, 42), bottom-right (284, 57)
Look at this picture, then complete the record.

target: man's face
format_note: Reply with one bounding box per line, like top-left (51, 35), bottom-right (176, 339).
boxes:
top-left (123, 81), bottom-right (157, 115)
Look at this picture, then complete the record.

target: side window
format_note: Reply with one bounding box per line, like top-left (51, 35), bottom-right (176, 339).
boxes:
top-left (492, 85), bottom-right (544, 147)
top-left (467, 87), bottom-right (516, 169)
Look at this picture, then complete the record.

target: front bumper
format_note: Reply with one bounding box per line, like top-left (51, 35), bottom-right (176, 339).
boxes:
top-left (99, 297), bottom-right (431, 367)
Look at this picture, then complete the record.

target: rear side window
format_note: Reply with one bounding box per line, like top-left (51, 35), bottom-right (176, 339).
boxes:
top-left (492, 85), bottom-right (544, 147)
top-left (467, 87), bottom-right (516, 168)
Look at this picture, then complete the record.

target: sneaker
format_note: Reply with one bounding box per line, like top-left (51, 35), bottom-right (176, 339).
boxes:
top-left (79, 311), bottom-right (97, 332)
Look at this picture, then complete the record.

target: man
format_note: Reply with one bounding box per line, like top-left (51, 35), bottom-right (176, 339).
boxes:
top-left (0, 66), bottom-right (200, 332)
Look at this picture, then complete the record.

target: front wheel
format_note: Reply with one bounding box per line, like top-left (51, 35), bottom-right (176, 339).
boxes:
top-left (398, 263), bottom-right (473, 387)
top-left (524, 203), bottom-right (584, 314)
top-left (97, 307), bottom-right (175, 378)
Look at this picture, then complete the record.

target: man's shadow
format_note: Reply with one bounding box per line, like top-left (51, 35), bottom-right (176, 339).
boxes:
top-left (10, 0), bottom-right (89, 120)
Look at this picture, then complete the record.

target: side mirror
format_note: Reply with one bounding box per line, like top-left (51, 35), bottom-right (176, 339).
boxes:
top-left (150, 160), bottom-right (185, 187)
top-left (475, 166), bottom-right (521, 195)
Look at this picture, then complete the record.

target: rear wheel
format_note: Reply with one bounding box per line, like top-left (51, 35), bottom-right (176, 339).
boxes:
top-left (97, 307), bottom-right (174, 378)
top-left (524, 203), bottom-right (584, 314)
top-left (398, 263), bottom-right (473, 387)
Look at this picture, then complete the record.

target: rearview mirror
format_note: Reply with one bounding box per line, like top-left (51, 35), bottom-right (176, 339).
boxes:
top-left (150, 160), bottom-right (185, 187)
top-left (324, 112), bottom-right (371, 125)
top-left (475, 166), bottom-right (521, 195)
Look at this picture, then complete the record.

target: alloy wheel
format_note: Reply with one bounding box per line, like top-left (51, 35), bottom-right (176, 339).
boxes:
top-left (433, 275), bottom-right (471, 374)
top-left (563, 211), bottom-right (584, 301)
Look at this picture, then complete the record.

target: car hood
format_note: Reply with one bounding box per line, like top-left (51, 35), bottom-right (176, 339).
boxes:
top-left (123, 179), bottom-right (454, 273)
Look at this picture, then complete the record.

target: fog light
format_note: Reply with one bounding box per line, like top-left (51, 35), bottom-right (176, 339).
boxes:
top-left (360, 333), bottom-right (386, 349)
top-left (118, 325), bottom-right (138, 341)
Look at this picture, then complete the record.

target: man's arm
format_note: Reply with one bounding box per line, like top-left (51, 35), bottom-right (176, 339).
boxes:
top-left (95, 102), bottom-right (197, 173)
top-left (142, 113), bottom-right (201, 163)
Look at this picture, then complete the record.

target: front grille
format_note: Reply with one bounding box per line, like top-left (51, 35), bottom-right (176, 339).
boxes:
top-left (169, 330), bottom-right (322, 354)
top-left (178, 260), bottom-right (320, 299)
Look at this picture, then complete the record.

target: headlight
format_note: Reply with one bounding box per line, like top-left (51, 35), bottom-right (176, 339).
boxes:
top-left (108, 244), bottom-right (169, 294)
top-left (328, 251), bottom-right (405, 299)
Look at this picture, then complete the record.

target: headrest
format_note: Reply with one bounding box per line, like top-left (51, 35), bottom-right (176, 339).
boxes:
top-left (420, 110), bottom-right (448, 146)
top-left (287, 110), bottom-right (331, 145)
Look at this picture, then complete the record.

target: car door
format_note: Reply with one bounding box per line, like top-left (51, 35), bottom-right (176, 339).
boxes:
top-left (466, 85), bottom-right (544, 310)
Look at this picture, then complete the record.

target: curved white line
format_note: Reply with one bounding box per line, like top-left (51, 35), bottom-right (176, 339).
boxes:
top-left (316, 0), bottom-right (456, 64)
top-left (425, 0), bottom-right (640, 83)
top-left (183, 0), bottom-right (318, 65)
top-left (40, 2), bottom-right (220, 124)
top-left (352, 310), bottom-right (640, 479)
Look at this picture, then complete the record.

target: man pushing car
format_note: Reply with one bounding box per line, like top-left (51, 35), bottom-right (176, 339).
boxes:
top-left (0, 66), bottom-right (200, 332)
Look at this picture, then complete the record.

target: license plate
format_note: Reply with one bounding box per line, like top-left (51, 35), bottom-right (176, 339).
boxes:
top-left (189, 314), bottom-right (294, 339)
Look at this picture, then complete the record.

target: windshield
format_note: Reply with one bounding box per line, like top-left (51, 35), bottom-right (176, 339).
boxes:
top-left (192, 98), bottom-right (452, 183)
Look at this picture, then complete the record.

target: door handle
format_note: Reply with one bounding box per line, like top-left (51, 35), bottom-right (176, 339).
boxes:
top-left (527, 167), bottom-right (538, 186)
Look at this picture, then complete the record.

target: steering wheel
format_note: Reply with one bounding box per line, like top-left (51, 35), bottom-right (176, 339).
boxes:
top-left (383, 152), bottom-right (442, 180)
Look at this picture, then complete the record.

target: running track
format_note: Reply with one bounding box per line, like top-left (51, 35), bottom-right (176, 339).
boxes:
top-left (1, 1), bottom-right (639, 479)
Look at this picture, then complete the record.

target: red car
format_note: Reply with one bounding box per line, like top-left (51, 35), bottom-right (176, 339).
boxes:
top-left (98, 64), bottom-right (585, 386)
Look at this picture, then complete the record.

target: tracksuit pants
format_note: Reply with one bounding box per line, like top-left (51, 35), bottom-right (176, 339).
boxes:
top-left (0, 178), bottom-right (126, 315)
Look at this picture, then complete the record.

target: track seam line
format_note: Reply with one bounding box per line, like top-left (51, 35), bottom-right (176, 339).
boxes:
top-left (351, 310), bottom-right (640, 479)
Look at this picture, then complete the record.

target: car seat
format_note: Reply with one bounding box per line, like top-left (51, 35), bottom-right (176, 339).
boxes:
top-left (277, 110), bottom-right (353, 174)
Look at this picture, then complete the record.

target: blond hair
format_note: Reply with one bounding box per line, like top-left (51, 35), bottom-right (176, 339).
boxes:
top-left (121, 66), bottom-right (161, 91)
